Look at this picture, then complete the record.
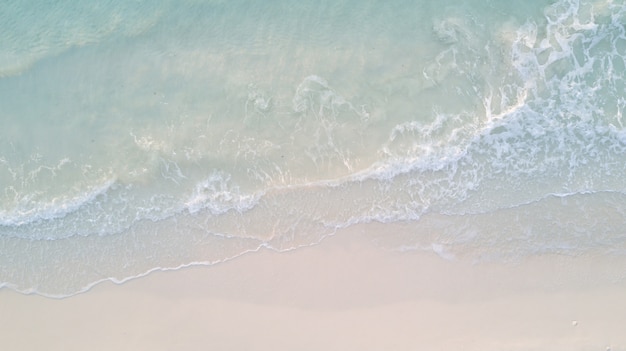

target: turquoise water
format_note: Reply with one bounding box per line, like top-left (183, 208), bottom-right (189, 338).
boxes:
top-left (1, 0), bottom-right (626, 296)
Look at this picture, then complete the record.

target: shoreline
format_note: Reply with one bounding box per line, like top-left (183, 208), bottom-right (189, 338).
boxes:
top-left (2, 228), bottom-right (625, 350)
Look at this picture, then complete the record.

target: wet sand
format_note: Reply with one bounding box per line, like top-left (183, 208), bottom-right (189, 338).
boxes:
top-left (1, 227), bottom-right (625, 351)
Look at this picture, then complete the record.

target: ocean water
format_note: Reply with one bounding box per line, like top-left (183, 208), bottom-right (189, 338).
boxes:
top-left (1, 0), bottom-right (626, 297)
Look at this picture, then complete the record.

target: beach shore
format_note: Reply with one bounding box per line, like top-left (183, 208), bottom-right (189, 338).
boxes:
top-left (1, 226), bottom-right (625, 351)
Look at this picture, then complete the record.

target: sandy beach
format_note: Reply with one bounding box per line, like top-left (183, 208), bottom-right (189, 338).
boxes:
top-left (2, 226), bottom-right (625, 351)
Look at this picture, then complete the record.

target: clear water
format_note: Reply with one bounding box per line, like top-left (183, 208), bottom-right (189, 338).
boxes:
top-left (1, 0), bottom-right (626, 297)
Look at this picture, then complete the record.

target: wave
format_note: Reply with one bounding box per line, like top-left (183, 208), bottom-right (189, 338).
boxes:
top-left (0, 178), bottom-right (116, 228)
top-left (0, 170), bottom-right (263, 241)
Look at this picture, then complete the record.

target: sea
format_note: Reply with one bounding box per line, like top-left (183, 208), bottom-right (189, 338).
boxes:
top-left (1, 0), bottom-right (625, 297)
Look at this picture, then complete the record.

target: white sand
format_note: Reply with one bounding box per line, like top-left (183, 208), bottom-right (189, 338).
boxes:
top-left (1, 227), bottom-right (626, 351)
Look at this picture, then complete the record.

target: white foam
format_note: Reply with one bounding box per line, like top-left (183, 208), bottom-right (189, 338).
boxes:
top-left (185, 172), bottom-right (261, 215)
top-left (0, 178), bottom-right (116, 227)
top-left (346, 0), bottom-right (626, 214)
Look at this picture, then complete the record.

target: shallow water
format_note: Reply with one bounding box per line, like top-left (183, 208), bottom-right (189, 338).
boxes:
top-left (1, 0), bottom-right (626, 296)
